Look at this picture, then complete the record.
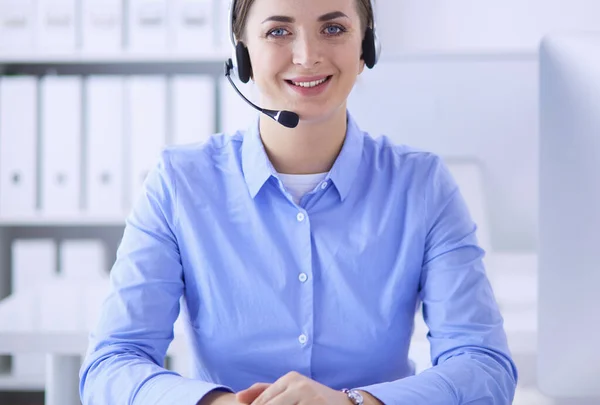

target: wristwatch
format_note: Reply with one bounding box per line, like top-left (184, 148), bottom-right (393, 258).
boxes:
top-left (341, 388), bottom-right (364, 405)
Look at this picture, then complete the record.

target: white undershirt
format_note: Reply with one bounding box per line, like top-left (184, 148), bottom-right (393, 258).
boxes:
top-left (277, 172), bottom-right (328, 205)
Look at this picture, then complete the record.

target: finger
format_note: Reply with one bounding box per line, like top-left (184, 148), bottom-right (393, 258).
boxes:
top-left (251, 381), bottom-right (287, 405)
top-left (259, 386), bottom-right (306, 405)
top-left (236, 383), bottom-right (271, 404)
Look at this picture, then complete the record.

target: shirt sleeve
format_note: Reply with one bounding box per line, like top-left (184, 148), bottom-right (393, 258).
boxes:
top-left (79, 150), bottom-right (233, 405)
top-left (355, 156), bottom-right (518, 405)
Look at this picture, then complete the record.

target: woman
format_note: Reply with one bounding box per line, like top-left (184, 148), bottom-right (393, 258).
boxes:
top-left (79, 0), bottom-right (518, 404)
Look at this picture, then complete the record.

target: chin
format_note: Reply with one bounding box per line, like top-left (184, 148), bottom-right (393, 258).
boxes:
top-left (295, 103), bottom-right (346, 124)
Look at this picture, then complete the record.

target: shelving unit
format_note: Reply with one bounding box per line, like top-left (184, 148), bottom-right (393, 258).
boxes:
top-left (0, 42), bottom-right (228, 393)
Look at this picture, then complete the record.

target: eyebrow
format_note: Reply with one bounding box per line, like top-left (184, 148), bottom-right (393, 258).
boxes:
top-left (261, 11), bottom-right (349, 24)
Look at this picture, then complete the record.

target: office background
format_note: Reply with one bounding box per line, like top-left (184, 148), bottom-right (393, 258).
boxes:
top-left (0, 0), bottom-right (599, 404)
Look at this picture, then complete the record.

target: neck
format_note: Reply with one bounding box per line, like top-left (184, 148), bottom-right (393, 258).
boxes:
top-left (259, 106), bottom-right (348, 175)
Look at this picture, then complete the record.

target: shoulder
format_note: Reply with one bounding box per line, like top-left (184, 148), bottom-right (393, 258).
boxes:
top-left (159, 131), bottom-right (244, 176)
top-left (361, 131), bottom-right (445, 182)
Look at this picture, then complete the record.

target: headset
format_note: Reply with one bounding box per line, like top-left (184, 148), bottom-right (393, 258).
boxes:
top-left (224, 0), bottom-right (382, 128)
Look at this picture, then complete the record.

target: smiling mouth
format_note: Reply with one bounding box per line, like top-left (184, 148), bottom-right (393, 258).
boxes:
top-left (286, 76), bottom-right (332, 88)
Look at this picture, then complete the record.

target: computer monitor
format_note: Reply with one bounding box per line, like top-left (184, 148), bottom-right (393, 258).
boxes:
top-left (538, 32), bottom-right (600, 400)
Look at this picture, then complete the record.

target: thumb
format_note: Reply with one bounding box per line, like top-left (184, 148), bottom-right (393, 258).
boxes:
top-left (236, 383), bottom-right (271, 404)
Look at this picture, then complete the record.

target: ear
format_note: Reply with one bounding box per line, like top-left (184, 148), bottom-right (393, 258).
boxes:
top-left (358, 59), bottom-right (366, 75)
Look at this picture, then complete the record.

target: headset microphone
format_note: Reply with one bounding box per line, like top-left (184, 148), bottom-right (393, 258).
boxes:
top-left (224, 59), bottom-right (300, 129)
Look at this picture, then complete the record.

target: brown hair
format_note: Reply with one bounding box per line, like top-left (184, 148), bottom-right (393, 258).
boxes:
top-left (232, 0), bottom-right (374, 42)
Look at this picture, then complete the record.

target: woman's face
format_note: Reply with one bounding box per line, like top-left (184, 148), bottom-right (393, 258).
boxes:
top-left (243, 0), bottom-right (365, 123)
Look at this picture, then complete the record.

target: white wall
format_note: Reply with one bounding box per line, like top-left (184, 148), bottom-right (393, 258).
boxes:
top-left (353, 1), bottom-right (600, 251)
top-left (348, 57), bottom-right (538, 251)
top-left (377, 0), bottom-right (600, 54)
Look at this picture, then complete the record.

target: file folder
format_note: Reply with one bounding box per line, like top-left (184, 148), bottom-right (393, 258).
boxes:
top-left (40, 76), bottom-right (82, 217)
top-left (85, 76), bottom-right (125, 217)
top-left (58, 240), bottom-right (110, 332)
top-left (127, 0), bottom-right (168, 52)
top-left (0, 0), bottom-right (36, 51)
top-left (0, 76), bottom-right (38, 219)
top-left (169, 0), bottom-right (213, 53)
top-left (11, 239), bottom-right (57, 376)
top-left (81, 0), bottom-right (123, 53)
top-left (36, 0), bottom-right (77, 51)
top-left (127, 76), bottom-right (167, 205)
top-left (59, 239), bottom-right (108, 281)
top-left (171, 75), bottom-right (215, 145)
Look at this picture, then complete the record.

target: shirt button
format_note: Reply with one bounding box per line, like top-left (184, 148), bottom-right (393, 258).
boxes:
top-left (321, 181), bottom-right (328, 190)
top-left (298, 334), bottom-right (308, 345)
top-left (296, 212), bottom-right (305, 222)
top-left (298, 273), bottom-right (308, 283)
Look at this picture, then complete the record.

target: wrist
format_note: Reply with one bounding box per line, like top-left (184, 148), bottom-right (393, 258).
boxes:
top-left (357, 390), bottom-right (384, 405)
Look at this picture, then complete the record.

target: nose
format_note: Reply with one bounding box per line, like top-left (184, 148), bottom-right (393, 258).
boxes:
top-left (292, 32), bottom-right (322, 68)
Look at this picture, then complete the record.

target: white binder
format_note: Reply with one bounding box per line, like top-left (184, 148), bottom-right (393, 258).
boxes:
top-left (127, 0), bottom-right (168, 52)
top-left (40, 76), bottom-right (82, 217)
top-left (219, 76), bottom-right (259, 134)
top-left (127, 76), bottom-right (167, 204)
top-left (0, 76), bottom-right (38, 219)
top-left (0, 0), bottom-right (36, 51)
top-left (58, 239), bottom-right (109, 331)
top-left (85, 76), bottom-right (125, 217)
top-left (81, 0), bottom-right (123, 53)
top-left (36, 0), bottom-right (77, 52)
top-left (171, 75), bottom-right (215, 145)
top-left (11, 239), bottom-right (57, 376)
top-left (169, 0), bottom-right (213, 53)
top-left (11, 239), bottom-right (57, 301)
top-left (59, 239), bottom-right (108, 281)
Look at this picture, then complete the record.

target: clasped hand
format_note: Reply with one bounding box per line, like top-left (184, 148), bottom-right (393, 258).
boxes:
top-left (235, 371), bottom-right (352, 405)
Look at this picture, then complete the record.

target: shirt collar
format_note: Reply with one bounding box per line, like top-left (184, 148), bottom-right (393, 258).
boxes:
top-left (327, 113), bottom-right (364, 201)
top-left (241, 116), bottom-right (277, 199)
top-left (241, 112), bottom-right (365, 201)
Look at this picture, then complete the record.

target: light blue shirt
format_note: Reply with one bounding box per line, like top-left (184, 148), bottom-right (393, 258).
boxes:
top-left (80, 112), bottom-right (518, 405)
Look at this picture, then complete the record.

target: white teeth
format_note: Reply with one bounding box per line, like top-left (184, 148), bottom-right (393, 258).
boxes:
top-left (292, 77), bottom-right (328, 88)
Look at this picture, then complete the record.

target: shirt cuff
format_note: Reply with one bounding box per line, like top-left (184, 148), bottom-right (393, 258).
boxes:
top-left (134, 373), bottom-right (234, 405)
top-left (354, 371), bottom-right (455, 405)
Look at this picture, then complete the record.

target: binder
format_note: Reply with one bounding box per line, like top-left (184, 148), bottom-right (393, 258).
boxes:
top-left (171, 75), bottom-right (215, 145)
top-left (59, 239), bottom-right (108, 281)
top-left (36, 0), bottom-right (77, 52)
top-left (81, 0), bottom-right (123, 53)
top-left (85, 76), bottom-right (125, 217)
top-left (0, 0), bottom-right (36, 51)
top-left (127, 0), bottom-right (168, 52)
top-left (219, 76), bottom-right (258, 134)
top-left (0, 76), bottom-right (38, 219)
top-left (39, 279), bottom-right (83, 332)
top-left (11, 239), bottom-right (57, 300)
top-left (36, 240), bottom-right (109, 334)
top-left (169, 0), bottom-right (213, 53)
top-left (40, 76), bottom-right (82, 217)
top-left (127, 76), bottom-right (167, 204)
top-left (11, 239), bottom-right (57, 376)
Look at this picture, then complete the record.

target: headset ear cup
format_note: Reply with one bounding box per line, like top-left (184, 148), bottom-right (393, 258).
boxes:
top-left (236, 42), bottom-right (253, 83)
top-left (361, 27), bottom-right (376, 69)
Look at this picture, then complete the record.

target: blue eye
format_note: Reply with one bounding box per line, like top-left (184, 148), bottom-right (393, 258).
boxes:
top-left (324, 25), bottom-right (345, 35)
top-left (268, 28), bottom-right (289, 37)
